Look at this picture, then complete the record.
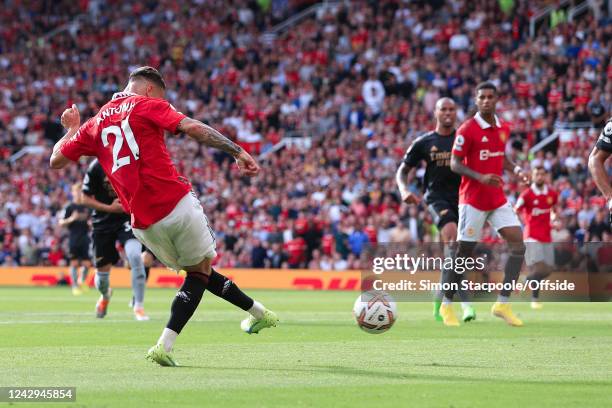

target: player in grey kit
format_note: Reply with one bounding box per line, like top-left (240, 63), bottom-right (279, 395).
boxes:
top-left (81, 159), bottom-right (148, 320)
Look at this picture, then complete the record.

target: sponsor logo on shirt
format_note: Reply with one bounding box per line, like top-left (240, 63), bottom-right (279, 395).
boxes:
top-left (603, 120), bottom-right (612, 136)
top-left (532, 208), bottom-right (551, 216)
top-left (479, 150), bottom-right (505, 160)
top-left (481, 136), bottom-right (489, 142)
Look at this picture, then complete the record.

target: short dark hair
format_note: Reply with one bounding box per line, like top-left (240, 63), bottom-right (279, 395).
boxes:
top-left (128, 66), bottom-right (166, 89)
top-left (476, 81), bottom-right (497, 95)
top-left (533, 165), bottom-right (546, 172)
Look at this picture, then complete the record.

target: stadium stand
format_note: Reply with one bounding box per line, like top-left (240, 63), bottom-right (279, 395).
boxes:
top-left (0, 0), bottom-right (609, 269)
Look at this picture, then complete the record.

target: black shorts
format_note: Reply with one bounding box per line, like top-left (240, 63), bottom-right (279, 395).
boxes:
top-left (69, 240), bottom-right (91, 261)
top-left (427, 199), bottom-right (459, 229)
top-left (92, 223), bottom-right (137, 268)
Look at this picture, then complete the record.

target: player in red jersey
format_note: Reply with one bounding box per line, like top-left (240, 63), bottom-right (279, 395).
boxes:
top-left (515, 166), bottom-right (558, 310)
top-left (50, 66), bottom-right (278, 366)
top-left (441, 82), bottom-right (529, 327)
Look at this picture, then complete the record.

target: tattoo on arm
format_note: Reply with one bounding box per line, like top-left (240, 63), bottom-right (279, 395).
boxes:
top-left (178, 118), bottom-right (243, 157)
top-left (450, 155), bottom-right (482, 181)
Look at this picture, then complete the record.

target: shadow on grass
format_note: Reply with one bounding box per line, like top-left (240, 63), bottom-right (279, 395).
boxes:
top-left (171, 364), bottom-right (408, 379)
top-left (168, 364), bottom-right (612, 387)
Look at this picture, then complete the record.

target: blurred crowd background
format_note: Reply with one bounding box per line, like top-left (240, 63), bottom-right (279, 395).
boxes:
top-left (0, 0), bottom-right (610, 269)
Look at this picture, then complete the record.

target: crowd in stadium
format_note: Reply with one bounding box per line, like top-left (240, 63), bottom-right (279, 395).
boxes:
top-left (0, 0), bottom-right (610, 269)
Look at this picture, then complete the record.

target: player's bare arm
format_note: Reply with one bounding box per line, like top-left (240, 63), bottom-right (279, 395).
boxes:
top-left (80, 194), bottom-right (125, 214)
top-left (177, 117), bottom-right (259, 176)
top-left (395, 162), bottom-right (420, 204)
top-left (588, 147), bottom-right (612, 201)
top-left (450, 154), bottom-right (502, 187)
top-left (504, 156), bottom-right (529, 184)
top-left (50, 104), bottom-right (81, 169)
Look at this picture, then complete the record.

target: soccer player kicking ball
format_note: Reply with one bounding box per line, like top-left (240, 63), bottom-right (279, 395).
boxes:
top-left (515, 166), bottom-right (558, 310)
top-left (443, 82), bottom-right (529, 327)
top-left (50, 66), bottom-right (278, 366)
top-left (396, 97), bottom-right (475, 323)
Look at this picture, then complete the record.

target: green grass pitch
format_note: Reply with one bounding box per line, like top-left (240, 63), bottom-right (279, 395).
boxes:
top-left (1, 287), bottom-right (611, 408)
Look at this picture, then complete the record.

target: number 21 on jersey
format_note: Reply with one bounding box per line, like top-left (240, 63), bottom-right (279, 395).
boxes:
top-left (101, 118), bottom-right (140, 173)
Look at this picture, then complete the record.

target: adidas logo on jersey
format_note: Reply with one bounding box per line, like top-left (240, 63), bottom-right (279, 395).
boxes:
top-left (430, 146), bottom-right (438, 152)
top-left (481, 136), bottom-right (489, 142)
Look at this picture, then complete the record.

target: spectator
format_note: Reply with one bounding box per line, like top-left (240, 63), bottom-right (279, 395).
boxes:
top-left (0, 0), bottom-right (608, 271)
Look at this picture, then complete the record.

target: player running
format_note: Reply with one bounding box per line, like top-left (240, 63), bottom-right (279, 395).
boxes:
top-left (396, 97), bottom-right (476, 323)
top-left (80, 158), bottom-right (149, 320)
top-left (588, 117), bottom-right (612, 222)
top-left (443, 82), bottom-right (529, 327)
top-left (58, 182), bottom-right (91, 296)
top-left (515, 166), bottom-right (558, 310)
top-left (50, 66), bottom-right (278, 366)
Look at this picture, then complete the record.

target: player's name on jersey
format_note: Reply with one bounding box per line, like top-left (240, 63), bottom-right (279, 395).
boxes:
top-left (96, 102), bottom-right (136, 124)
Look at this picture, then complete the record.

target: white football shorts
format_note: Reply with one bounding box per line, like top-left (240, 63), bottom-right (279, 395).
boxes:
top-left (524, 239), bottom-right (555, 267)
top-left (457, 202), bottom-right (521, 242)
top-left (133, 192), bottom-right (217, 271)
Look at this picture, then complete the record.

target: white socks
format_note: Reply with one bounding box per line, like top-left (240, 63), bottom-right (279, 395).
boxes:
top-left (248, 300), bottom-right (265, 319)
top-left (158, 328), bottom-right (178, 352)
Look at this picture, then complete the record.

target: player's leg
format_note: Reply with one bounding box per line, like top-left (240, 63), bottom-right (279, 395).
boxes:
top-left (124, 238), bottom-right (148, 320)
top-left (133, 224), bottom-right (185, 366)
top-left (68, 257), bottom-right (81, 295)
top-left (524, 242), bottom-right (553, 309)
top-left (491, 203), bottom-right (525, 326)
top-left (119, 225), bottom-right (148, 319)
top-left (92, 231), bottom-right (117, 318)
top-left (94, 263), bottom-right (112, 318)
top-left (141, 193), bottom-right (277, 366)
top-left (129, 248), bottom-right (153, 308)
top-left (78, 251), bottom-right (91, 290)
top-left (429, 201), bottom-right (475, 321)
top-left (439, 219), bottom-right (476, 322)
top-left (142, 249), bottom-right (154, 281)
top-left (440, 204), bottom-right (485, 326)
top-left (177, 194), bottom-right (275, 333)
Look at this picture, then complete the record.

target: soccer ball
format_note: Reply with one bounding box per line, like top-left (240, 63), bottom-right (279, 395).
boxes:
top-left (353, 291), bottom-right (397, 334)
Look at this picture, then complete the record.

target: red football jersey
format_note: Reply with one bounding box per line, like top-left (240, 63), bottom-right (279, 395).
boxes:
top-left (452, 113), bottom-right (510, 211)
top-left (60, 92), bottom-right (190, 229)
top-left (285, 237), bottom-right (306, 266)
top-left (516, 184), bottom-right (557, 242)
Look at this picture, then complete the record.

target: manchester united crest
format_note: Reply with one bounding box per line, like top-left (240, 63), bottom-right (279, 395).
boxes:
top-left (499, 130), bottom-right (508, 142)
